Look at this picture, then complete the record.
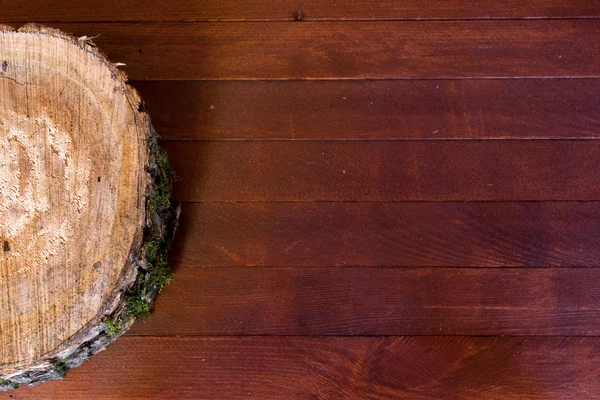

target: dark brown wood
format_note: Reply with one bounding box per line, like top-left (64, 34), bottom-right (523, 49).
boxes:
top-left (8, 336), bottom-right (600, 399)
top-left (128, 266), bottom-right (600, 336)
top-left (165, 140), bottom-right (600, 202)
top-left (3, 0), bottom-right (598, 21)
top-left (172, 202), bottom-right (600, 267)
top-left (14, 20), bottom-right (599, 80)
top-left (136, 79), bottom-right (600, 140)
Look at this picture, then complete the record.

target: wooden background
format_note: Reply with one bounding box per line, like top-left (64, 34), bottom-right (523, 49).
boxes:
top-left (2, 1), bottom-right (600, 398)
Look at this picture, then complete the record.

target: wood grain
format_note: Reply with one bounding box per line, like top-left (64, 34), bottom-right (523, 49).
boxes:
top-left (127, 266), bottom-right (600, 336)
top-left (12, 20), bottom-right (598, 80)
top-left (0, 25), bottom-right (150, 373)
top-left (172, 202), bottom-right (600, 267)
top-left (165, 140), bottom-right (600, 202)
top-left (5, 336), bottom-right (600, 399)
top-left (136, 79), bottom-right (600, 140)
top-left (4, 1), bottom-right (600, 397)
top-left (2, 0), bottom-right (599, 21)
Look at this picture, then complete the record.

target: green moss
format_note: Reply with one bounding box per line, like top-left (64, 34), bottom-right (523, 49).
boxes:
top-left (0, 379), bottom-right (13, 389)
top-left (104, 317), bottom-right (122, 336)
top-left (121, 135), bottom-right (177, 321)
top-left (3, 380), bottom-right (19, 389)
top-left (147, 261), bottom-right (174, 291)
top-left (144, 237), bottom-right (161, 261)
top-left (126, 294), bottom-right (151, 319)
top-left (155, 147), bottom-right (172, 178)
top-left (149, 192), bottom-right (171, 220)
top-left (53, 359), bottom-right (70, 378)
top-left (0, 379), bottom-right (16, 389)
top-left (149, 147), bottom-right (173, 221)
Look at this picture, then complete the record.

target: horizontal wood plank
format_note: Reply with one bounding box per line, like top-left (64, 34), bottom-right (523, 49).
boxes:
top-left (128, 266), bottom-right (600, 336)
top-left (10, 20), bottom-right (598, 80)
top-left (8, 336), bottom-right (600, 399)
top-left (137, 79), bottom-right (600, 140)
top-left (3, 0), bottom-right (599, 21)
top-left (165, 140), bottom-right (600, 202)
top-left (173, 202), bottom-right (600, 267)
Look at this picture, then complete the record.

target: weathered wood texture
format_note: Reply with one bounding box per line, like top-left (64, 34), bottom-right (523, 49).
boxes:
top-left (8, 336), bottom-right (600, 400)
top-left (165, 140), bottom-right (600, 202)
top-left (136, 79), bottom-right (600, 140)
top-left (1, 20), bottom-right (595, 80)
top-left (171, 202), bottom-right (600, 267)
top-left (2, 0), bottom-right (599, 21)
top-left (128, 266), bottom-right (600, 336)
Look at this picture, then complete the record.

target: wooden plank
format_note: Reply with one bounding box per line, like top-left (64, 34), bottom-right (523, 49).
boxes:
top-left (172, 202), bottom-right (600, 267)
top-left (10, 336), bottom-right (600, 399)
top-left (128, 266), bottom-right (600, 336)
top-left (137, 79), bottom-right (600, 140)
top-left (3, 0), bottom-right (599, 22)
top-left (165, 140), bottom-right (600, 202)
top-left (14, 20), bottom-right (599, 80)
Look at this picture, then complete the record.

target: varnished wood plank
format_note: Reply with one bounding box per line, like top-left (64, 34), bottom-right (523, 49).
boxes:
top-left (16, 20), bottom-right (600, 80)
top-left (128, 266), bottom-right (600, 336)
top-left (7, 336), bottom-right (600, 399)
top-left (173, 202), bottom-right (600, 267)
top-left (165, 140), bottom-right (600, 202)
top-left (2, 0), bottom-right (598, 21)
top-left (137, 79), bottom-right (600, 140)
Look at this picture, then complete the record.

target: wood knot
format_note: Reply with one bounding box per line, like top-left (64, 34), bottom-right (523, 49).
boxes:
top-left (293, 10), bottom-right (304, 21)
top-left (3, 241), bottom-right (10, 252)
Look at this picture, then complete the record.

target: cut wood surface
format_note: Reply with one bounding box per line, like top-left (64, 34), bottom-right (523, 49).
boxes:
top-left (172, 202), bottom-right (600, 267)
top-left (2, 0), bottom-right (599, 21)
top-left (7, 336), bottom-right (600, 400)
top-left (0, 25), bottom-right (144, 368)
top-left (165, 140), bottom-right (600, 202)
top-left (4, 20), bottom-right (596, 80)
top-left (0, 25), bottom-right (174, 389)
top-left (136, 79), bottom-right (600, 140)
top-left (128, 266), bottom-right (600, 336)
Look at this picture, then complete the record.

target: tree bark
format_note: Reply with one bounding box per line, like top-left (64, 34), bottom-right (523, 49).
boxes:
top-left (0, 24), bottom-right (178, 390)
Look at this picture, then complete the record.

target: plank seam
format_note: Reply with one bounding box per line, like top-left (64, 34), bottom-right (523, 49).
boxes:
top-left (4, 17), bottom-right (600, 23)
top-left (118, 334), bottom-right (600, 338)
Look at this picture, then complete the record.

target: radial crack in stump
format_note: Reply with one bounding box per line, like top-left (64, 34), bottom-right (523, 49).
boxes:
top-left (0, 24), bottom-right (179, 390)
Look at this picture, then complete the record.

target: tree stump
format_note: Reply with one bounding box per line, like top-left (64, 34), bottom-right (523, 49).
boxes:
top-left (0, 25), bottom-right (178, 390)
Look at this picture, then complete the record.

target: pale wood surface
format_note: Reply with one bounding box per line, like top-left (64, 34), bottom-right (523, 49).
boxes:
top-left (0, 25), bottom-right (150, 378)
